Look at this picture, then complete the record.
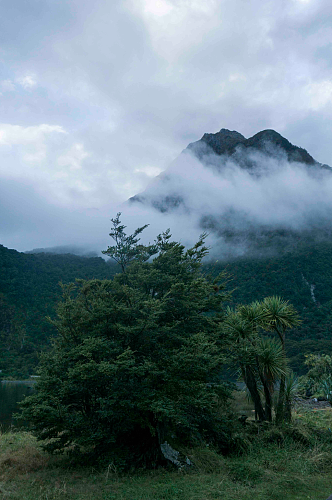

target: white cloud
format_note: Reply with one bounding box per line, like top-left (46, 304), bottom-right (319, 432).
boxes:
top-left (0, 124), bottom-right (66, 146)
top-left (134, 165), bottom-right (163, 177)
top-left (17, 74), bottom-right (37, 89)
top-left (1, 0), bottom-right (332, 251)
top-left (0, 122), bottom-right (151, 208)
top-left (57, 143), bottom-right (90, 171)
top-left (142, 0), bottom-right (173, 17)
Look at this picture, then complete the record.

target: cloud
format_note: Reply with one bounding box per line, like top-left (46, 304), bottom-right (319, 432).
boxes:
top-left (0, 123), bottom-right (66, 146)
top-left (17, 75), bottom-right (37, 89)
top-left (123, 146), bottom-right (332, 258)
top-left (1, 0), bottom-right (332, 252)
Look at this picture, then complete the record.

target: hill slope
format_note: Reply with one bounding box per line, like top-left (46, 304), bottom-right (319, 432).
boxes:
top-left (1, 242), bottom-right (332, 376)
top-left (0, 245), bottom-right (119, 377)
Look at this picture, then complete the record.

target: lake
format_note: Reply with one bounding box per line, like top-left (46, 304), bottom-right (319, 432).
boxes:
top-left (0, 381), bottom-right (36, 429)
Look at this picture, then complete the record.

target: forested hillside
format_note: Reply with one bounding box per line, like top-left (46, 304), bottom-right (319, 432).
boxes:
top-left (0, 245), bottom-right (118, 377)
top-left (1, 241), bottom-right (332, 377)
top-left (214, 242), bottom-right (332, 373)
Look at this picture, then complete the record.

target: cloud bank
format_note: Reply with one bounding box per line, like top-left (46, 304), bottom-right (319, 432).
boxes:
top-left (1, 0), bottom-right (332, 253)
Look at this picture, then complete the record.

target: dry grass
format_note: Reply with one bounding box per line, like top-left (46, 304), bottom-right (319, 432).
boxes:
top-left (0, 432), bottom-right (48, 479)
top-left (179, 446), bottom-right (226, 474)
top-left (0, 426), bottom-right (331, 500)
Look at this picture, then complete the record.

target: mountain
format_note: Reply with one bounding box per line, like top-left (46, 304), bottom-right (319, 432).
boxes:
top-left (188, 128), bottom-right (321, 166)
top-left (130, 128), bottom-right (331, 206)
top-left (129, 128), bottom-right (332, 259)
top-left (2, 128), bottom-right (332, 378)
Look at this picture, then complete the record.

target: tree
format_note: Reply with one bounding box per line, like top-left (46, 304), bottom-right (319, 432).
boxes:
top-left (102, 212), bottom-right (158, 272)
top-left (298, 353), bottom-right (332, 399)
top-left (224, 304), bottom-right (267, 422)
top-left (21, 219), bottom-right (232, 468)
top-left (225, 298), bottom-right (295, 423)
top-left (261, 297), bottom-right (300, 424)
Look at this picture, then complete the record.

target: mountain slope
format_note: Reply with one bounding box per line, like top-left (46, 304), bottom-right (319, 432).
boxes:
top-left (0, 245), bottom-right (119, 377)
top-left (130, 128), bottom-right (331, 206)
top-left (129, 128), bottom-right (332, 259)
top-left (1, 240), bottom-right (332, 376)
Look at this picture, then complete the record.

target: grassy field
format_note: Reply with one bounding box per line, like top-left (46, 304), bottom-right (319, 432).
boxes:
top-left (1, 396), bottom-right (332, 500)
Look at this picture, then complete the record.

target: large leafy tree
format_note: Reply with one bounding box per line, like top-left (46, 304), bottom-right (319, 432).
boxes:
top-left (21, 219), bottom-right (232, 467)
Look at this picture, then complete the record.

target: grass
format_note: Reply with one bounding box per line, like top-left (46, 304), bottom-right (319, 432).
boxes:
top-left (0, 395), bottom-right (332, 500)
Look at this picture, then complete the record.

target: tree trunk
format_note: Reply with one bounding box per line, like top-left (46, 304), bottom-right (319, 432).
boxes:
top-left (276, 329), bottom-right (286, 425)
top-left (276, 374), bottom-right (285, 424)
top-left (242, 365), bottom-right (266, 422)
top-left (262, 380), bottom-right (273, 422)
top-left (256, 356), bottom-right (273, 423)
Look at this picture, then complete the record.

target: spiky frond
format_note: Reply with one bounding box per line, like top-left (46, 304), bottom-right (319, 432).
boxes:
top-left (284, 370), bottom-right (298, 399)
top-left (262, 296), bottom-right (300, 334)
top-left (224, 308), bottom-right (256, 341)
top-left (238, 301), bottom-right (268, 327)
top-left (257, 337), bottom-right (287, 381)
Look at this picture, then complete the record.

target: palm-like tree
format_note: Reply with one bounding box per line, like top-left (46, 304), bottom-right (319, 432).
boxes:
top-left (257, 337), bottom-right (286, 421)
top-left (261, 297), bottom-right (300, 424)
top-left (224, 307), bottom-right (266, 421)
top-left (225, 297), bottom-right (298, 423)
top-left (283, 371), bottom-right (298, 422)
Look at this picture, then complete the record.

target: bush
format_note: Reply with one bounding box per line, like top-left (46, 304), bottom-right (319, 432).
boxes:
top-left (21, 225), bottom-right (233, 468)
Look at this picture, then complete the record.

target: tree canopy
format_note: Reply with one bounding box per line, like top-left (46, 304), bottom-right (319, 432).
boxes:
top-left (21, 220), bottom-right (234, 467)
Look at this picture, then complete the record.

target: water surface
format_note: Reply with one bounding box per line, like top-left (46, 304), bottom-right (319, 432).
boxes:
top-left (0, 381), bottom-right (35, 429)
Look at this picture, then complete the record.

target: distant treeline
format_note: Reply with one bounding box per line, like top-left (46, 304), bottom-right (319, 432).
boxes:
top-left (0, 245), bottom-right (120, 377)
top-left (0, 241), bottom-right (332, 377)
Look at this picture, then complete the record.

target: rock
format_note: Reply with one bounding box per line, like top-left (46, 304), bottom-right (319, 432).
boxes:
top-left (160, 441), bottom-right (192, 469)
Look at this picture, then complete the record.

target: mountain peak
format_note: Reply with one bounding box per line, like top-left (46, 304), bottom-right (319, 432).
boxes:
top-left (187, 128), bottom-right (246, 158)
top-left (187, 127), bottom-right (317, 166)
top-left (129, 126), bottom-right (331, 211)
top-left (245, 129), bottom-right (316, 165)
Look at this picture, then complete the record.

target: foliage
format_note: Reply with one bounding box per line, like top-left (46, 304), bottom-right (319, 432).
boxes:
top-left (102, 212), bottom-right (159, 271)
top-left (21, 224), bottom-right (233, 467)
top-left (319, 376), bottom-right (332, 405)
top-left (225, 297), bottom-right (299, 423)
top-left (283, 371), bottom-right (299, 422)
top-left (207, 241), bottom-right (332, 374)
top-left (0, 244), bottom-right (119, 378)
top-left (298, 353), bottom-right (332, 399)
top-left (3, 238), bottom-right (332, 377)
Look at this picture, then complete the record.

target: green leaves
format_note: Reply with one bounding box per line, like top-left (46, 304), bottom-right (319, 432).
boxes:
top-left (102, 212), bottom-right (158, 272)
top-left (262, 296), bottom-right (300, 336)
top-left (225, 296), bottom-right (299, 423)
top-left (21, 217), bottom-right (233, 467)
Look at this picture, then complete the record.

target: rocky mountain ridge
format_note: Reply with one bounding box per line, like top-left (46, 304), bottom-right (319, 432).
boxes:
top-left (130, 128), bottom-right (331, 209)
top-left (129, 127), bottom-right (332, 259)
top-left (188, 128), bottom-right (321, 166)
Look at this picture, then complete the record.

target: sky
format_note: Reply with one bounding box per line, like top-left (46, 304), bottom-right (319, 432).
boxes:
top-left (1, 0), bottom-right (332, 253)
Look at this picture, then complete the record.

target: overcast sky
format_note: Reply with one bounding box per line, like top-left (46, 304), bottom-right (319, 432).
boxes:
top-left (1, 0), bottom-right (332, 252)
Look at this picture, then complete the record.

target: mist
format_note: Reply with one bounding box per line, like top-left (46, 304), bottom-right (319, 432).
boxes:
top-left (124, 144), bottom-right (332, 260)
top-left (2, 139), bottom-right (331, 264)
